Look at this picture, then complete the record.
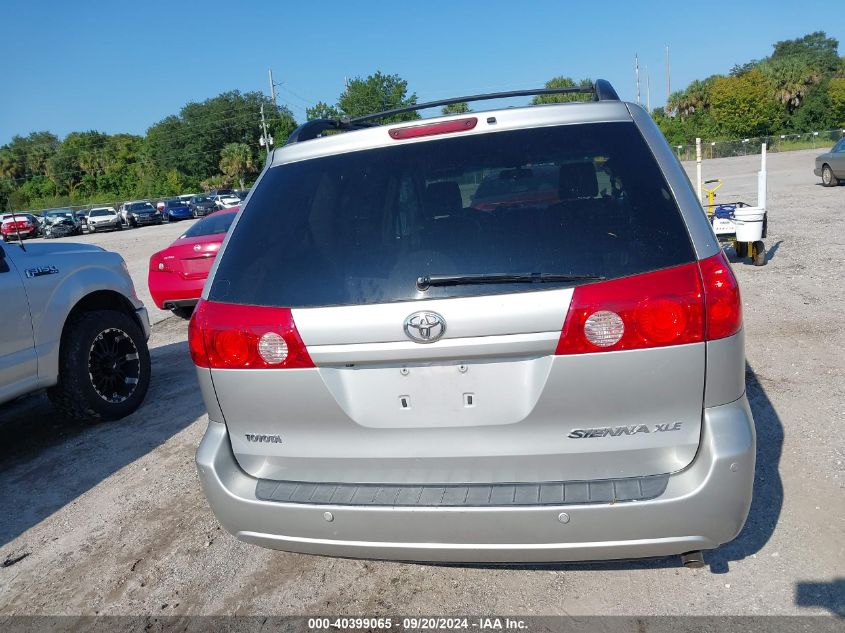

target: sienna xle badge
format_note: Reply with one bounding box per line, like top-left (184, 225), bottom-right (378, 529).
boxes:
top-left (191, 80), bottom-right (755, 567)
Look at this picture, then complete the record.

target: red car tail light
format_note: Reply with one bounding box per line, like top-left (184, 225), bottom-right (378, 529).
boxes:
top-left (188, 300), bottom-right (314, 369)
top-left (389, 117), bottom-right (477, 140)
top-left (149, 252), bottom-right (168, 272)
top-left (555, 262), bottom-right (706, 355)
top-left (698, 251), bottom-right (742, 340)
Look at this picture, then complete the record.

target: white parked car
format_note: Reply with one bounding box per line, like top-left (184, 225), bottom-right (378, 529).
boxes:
top-left (213, 194), bottom-right (241, 210)
top-left (86, 207), bottom-right (122, 232)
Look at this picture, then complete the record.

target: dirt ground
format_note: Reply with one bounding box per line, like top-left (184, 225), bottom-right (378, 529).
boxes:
top-left (0, 149), bottom-right (842, 617)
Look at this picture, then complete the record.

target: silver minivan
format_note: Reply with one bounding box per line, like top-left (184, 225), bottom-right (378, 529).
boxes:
top-left (191, 81), bottom-right (755, 566)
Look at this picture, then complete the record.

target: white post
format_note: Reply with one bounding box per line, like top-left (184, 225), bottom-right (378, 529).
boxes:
top-left (695, 138), bottom-right (702, 204)
top-left (758, 142), bottom-right (767, 210)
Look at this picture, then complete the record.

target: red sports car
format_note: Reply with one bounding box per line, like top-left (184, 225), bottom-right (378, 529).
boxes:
top-left (148, 208), bottom-right (238, 318)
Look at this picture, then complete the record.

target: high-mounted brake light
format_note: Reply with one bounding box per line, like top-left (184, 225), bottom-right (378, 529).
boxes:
top-left (189, 300), bottom-right (314, 369)
top-left (388, 117), bottom-right (477, 140)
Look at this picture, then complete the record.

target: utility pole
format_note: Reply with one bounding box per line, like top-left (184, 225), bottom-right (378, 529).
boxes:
top-left (635, 54), bottom-right (641, 105)
top-left (259, 103), bottom-right (272, 157)
top-left (666, 46), bottom-right (671, 104)
top-left (268, 68), bottom-right (277, 110)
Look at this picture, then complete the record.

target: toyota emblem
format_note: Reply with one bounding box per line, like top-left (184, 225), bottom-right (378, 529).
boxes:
top-left (403, 311), bottom-right (446, 344)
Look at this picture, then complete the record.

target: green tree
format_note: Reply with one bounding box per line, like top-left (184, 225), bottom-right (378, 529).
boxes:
top-left (790, 81), bottom-right (836, 131)
top-left (268, 106), bottom-right (298, 146)
top-left (219, 143), bottom-right (255, 189)
top-left (337, 71), bottom-right (419, 122)
top-left (829, 78), bottom-right (845, 126)
top-left (306, 101), bottom-right (341, 121)
top-left (145, 91), bottom-right (286, 184)
top-left (709, 70), bottom-right (781, 137)
top-left (759, 55), bottom-right (823, 112)
top-left (531, 77), bottom-right (593, 105)
top-left (771, 31), bottom-right (840, 75)
top-left (201, 174), bottom-right (230, 191)
top-left (441, 102), bottom-right (470, 115)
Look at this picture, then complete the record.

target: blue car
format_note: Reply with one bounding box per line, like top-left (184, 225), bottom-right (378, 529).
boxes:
top-left (162, 199), bottom-right (193, 222)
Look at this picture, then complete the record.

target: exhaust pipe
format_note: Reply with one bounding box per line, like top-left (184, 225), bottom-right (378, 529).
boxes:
top-left (681, 550), bottom-right (706, 569)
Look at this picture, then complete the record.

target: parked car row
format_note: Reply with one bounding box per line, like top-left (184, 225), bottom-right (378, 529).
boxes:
top-left (5, 189), bottom-right (250, 242)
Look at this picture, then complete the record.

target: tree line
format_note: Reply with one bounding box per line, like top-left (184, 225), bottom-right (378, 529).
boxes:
top-left (2, 32), bottom-right (843, 213)
top-left (654, 32), bottom-right (845, 145)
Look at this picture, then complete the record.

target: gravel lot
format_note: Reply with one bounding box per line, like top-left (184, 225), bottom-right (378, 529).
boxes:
top-left (0, 149), bottom-right (842, 617)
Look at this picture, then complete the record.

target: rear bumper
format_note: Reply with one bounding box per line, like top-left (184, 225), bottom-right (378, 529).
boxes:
top-left (2, 229), bottom-right (36, 238)
top-left (196, 396), bottom-right (755, 562)
top-left (148, 271), bottom-right (205, 309)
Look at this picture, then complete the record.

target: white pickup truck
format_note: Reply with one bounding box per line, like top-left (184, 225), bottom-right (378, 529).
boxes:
top-left (0, 238), bottom-right (151, 421)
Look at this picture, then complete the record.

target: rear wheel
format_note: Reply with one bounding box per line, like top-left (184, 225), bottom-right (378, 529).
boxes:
top-left (735, 241), bottom-right (748, 258)
top-left (822, 164), bottom-right (839, 187)
top-left (48, 309), bottom-right (151, 422)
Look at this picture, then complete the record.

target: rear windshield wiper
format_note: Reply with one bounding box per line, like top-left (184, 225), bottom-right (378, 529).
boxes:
top-left (416, 272), bottom-right (605, 291)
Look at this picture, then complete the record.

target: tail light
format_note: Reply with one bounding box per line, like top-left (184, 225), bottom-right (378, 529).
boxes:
top-left (555, 252), bottom-right (741, 355)
top-left (149, 252), bottom-right (171, 272)
top-left (699, 251), bottom-right (742, 340)
top-left (188, 300), bottom-right (314, 369)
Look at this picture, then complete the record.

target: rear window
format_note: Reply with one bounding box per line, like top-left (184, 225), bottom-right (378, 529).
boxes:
top-left (210, 122), bottom-right (695, 308)
top-left (181, 211), bottom-right (236, 238)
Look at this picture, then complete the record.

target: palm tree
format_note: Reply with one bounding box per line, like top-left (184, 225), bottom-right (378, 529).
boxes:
top-left (760, 56), bottom-right (822, 111)
top-left (218, 143), bottom-right (254, 190)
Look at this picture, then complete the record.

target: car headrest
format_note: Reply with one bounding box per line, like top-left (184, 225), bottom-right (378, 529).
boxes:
top-left (559, 162), bottom-right (598, 199)
top-left (424, 181), bottom-right (463, 218)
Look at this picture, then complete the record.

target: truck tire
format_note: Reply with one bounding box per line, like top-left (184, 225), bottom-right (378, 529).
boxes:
top-left (48, 309), bottom-right (151, 422)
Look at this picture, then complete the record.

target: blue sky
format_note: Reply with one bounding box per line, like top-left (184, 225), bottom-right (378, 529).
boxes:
top-left (1, 0), bottom-right (842, 144)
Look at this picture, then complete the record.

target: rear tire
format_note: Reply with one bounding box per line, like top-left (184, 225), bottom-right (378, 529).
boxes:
top-left (48, 309), bottom-right (151, 422)
top-left (735, 241), bottom-right (748, 258)
top-left (822, 164), bottom-right (839, 187)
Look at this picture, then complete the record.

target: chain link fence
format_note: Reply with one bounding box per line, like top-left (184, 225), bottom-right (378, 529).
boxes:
top-left (673, 128), bottom-right (845, 161)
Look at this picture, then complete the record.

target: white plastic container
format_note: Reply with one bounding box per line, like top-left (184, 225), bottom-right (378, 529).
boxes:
top-left (732, 206), bottom-right (765, 242)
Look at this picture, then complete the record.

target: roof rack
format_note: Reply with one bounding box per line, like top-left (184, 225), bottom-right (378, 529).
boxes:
top-left (286, 79), bottom-right (619, 144)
